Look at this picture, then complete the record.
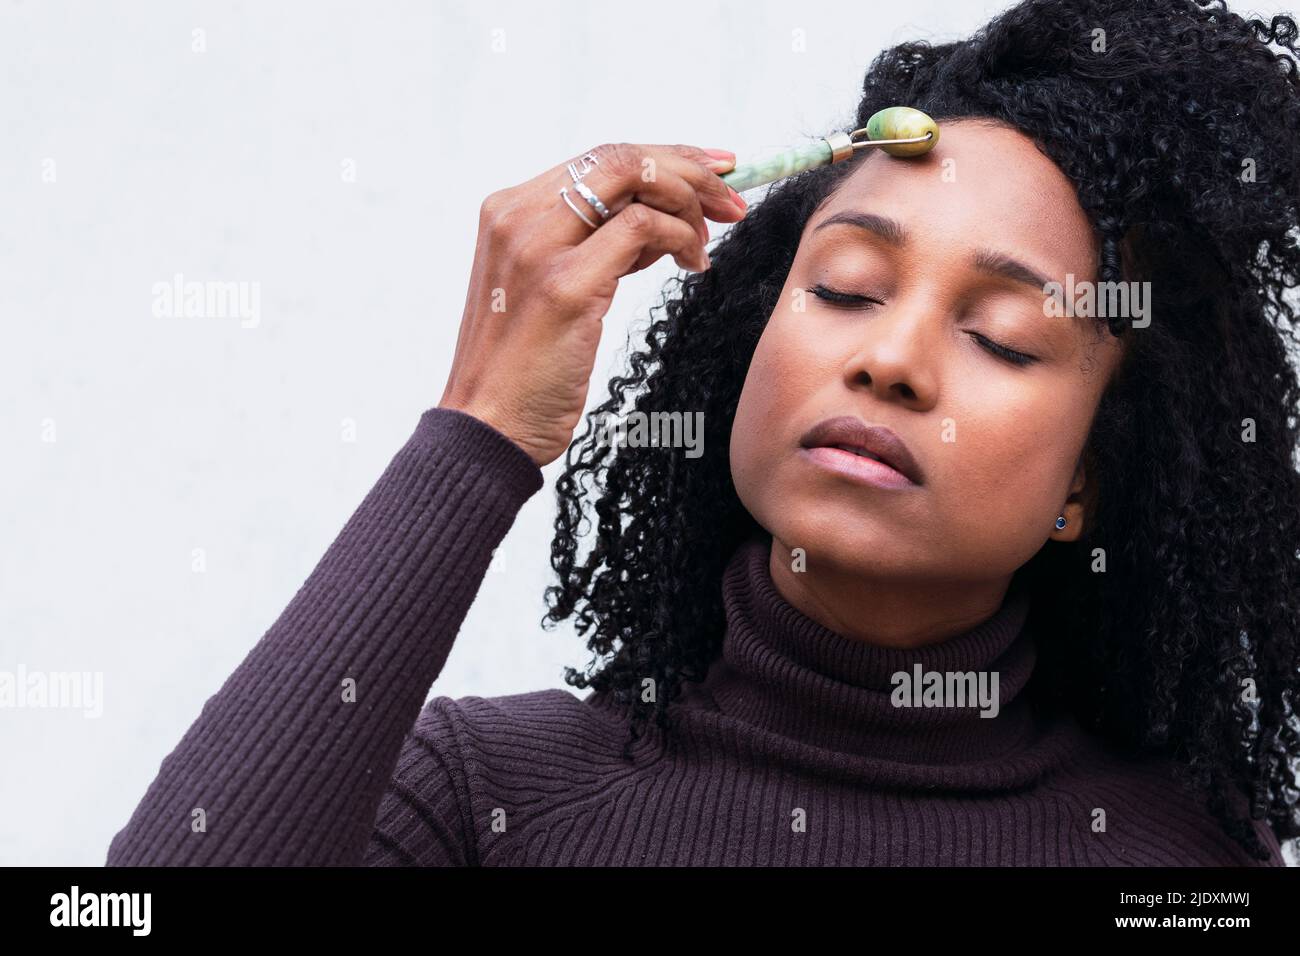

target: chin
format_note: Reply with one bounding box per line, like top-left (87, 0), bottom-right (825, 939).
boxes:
top-left (765, 511), bottom-right (912, 575)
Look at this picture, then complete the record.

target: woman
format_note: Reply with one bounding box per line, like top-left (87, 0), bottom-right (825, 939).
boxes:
top-left (107, 0), bottom-right (1300, 866)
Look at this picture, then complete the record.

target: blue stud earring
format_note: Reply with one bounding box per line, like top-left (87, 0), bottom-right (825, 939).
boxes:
top-left (1055, 515), bottom-right (1067, 530)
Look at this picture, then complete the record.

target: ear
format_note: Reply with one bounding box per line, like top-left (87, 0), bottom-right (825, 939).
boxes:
top-left (1052, 446), bottom-right (1097, 542)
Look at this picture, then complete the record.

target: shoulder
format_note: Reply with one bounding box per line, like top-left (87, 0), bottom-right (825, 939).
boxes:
top-left (410, 687), bottom-right (651, 792)
top-left (1048, 729), bottom-right (1285, 866)
top-left (400, 688), bottom-right (663, 864)
top-left (418, 687), bottom-right (632, 750)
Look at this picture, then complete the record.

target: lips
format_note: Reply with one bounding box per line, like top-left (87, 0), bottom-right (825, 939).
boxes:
top-left (799, 415), bottom-right (924, 485)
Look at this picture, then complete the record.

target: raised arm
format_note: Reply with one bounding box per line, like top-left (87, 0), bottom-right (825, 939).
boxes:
top-left (105, 406), bottom-right (542, 866)
top-left (108, 139), bottom-right (744, 867)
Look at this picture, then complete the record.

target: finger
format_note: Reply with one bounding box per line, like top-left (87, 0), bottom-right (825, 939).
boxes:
top-left (571, 144), bottom-right (743, 240)
top-left (562, 201), bottom-right (707, 290)
top-left (647, 144), bottom-right (747, 224)
top-left (610, 160), bottom-right (709, 247)
top-left (608, 145), bottom-right (743, 236)
top-left (541, 143), bottom-right (746, 249)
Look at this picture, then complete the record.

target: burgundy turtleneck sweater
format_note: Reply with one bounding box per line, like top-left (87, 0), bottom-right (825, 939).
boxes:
top-left (104, 407), bottom-right (1285, 866)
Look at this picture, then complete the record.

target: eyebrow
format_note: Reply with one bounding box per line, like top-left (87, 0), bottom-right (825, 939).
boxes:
top-left (811, 210), bottom-right (1055, 293)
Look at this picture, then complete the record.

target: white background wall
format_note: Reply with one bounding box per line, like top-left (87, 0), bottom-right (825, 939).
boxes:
top-left (1, 0), bottom-right (1294, 866)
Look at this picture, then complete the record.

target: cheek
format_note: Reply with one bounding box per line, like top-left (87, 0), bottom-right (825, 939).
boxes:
top-left (729, 344), bottom-right (778, 507)
top-left (729, 317), bottom-right (818, 510)
top-left (938, 392), bottom-right (1082, 541)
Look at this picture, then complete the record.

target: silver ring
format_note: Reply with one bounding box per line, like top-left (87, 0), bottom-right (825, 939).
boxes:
top-left (560, 187), bottom-right (598, 230)
top-left (567, 151), bottom-right (600, 182)
top-left (572, 180), bottom-right (611, 221)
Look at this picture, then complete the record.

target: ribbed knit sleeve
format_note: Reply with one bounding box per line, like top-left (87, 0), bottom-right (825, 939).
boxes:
top-left (104, 406), bottom-right (544, 866)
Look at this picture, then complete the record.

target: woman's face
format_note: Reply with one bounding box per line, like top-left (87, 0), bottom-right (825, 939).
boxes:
top-left (730, 119), bottom-right (1128, 604)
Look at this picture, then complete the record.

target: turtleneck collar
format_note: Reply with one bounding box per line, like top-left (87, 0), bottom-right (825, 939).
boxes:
top-left (694, 532), bottom-right (1063, 777)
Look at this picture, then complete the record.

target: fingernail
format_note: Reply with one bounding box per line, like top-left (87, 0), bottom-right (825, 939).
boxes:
top-left (702, 148), bottom-right (736, 173)
top-left (728, 185), bottom-right (748, 212)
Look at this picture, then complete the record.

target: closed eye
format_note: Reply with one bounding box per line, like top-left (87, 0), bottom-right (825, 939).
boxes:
top-left (965, 331), bottom-right (1037, 366)
top-left (808, 283), bottom-right (884, 308)
top-left (809, 285), bottom-right (1038, 367)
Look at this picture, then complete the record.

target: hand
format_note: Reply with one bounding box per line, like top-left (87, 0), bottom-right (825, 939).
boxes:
top-left (438, 143), bottom-right (748, 467)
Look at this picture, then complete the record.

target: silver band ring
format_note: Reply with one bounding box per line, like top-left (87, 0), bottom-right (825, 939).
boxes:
top-left (572, 180), bottom-right (611, 221)
top-left (567, 151), bottom-right (600, 182)
top-left (560, 187), bottom-right (599, 230)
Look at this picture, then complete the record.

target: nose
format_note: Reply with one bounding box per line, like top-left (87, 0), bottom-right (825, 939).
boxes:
top-left (843, 295), bottom-right (939, 406)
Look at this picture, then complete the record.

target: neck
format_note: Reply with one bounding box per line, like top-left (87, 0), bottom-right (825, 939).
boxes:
top-left (768, 532), bottom-right (1017, 650)
top-left (694, 531), bottom-right (1053, 773)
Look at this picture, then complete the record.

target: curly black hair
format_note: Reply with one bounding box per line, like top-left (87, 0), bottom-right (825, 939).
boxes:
top-left (541, 0), bottom-right (1300, 863)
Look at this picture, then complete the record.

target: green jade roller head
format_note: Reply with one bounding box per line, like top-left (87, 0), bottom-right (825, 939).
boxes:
top-left (719, 106), bottom-right (940, 193)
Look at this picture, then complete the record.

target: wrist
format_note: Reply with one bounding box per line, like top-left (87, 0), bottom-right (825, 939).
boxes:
top-left (436, 398), bottom-right (538, 464)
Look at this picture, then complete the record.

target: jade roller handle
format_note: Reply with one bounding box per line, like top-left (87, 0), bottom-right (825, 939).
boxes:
top-left (720, 140), bottom-right (835, 193)
top-left (719, 106), bottom-right (940, 193)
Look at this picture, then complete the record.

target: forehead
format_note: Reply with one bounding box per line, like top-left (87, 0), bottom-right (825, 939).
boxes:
top-left (809, 119), bottom-right (1098, 279)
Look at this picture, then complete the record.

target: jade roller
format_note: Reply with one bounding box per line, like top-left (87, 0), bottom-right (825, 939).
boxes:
top-left (719, 106), bottom-right (940, 193)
